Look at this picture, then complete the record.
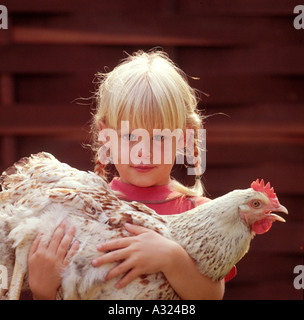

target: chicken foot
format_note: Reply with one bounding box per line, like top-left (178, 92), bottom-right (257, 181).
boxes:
top-left (0, 264), bottom-right (8, 298)
top-left (8, 246), bottom-right (28, 300)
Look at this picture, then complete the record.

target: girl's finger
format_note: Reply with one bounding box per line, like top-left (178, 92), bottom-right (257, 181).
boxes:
top-left (47, 221), bottom-right (66, 253)
top-left (92, 248), bottom-right (129, 267)
top-left (105, 259), bottom-right (133, 282)
top-left (124, 223), bottom-right (150, 235)
top-left (57, 225), bottom-right (76, 258)
top-left (63, 240), bottom-right (79, 266)
top-left (97, 237), bottom-right (133, 252)
top-left (115, 268), bottom-right (140, 289)
top-left (28, 233), bottom-right (43, 256)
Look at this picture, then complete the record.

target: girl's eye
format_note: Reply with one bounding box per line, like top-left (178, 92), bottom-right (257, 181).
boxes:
top-left (250, 200), bottom-right (262, 208)
top-left (153, 135), bottom-right (165, 142)
top-left (122, 134), bottom-right (137, 141)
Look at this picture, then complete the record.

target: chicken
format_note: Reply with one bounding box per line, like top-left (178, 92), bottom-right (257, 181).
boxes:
top-left (0, 152), bottom-right (288, 300)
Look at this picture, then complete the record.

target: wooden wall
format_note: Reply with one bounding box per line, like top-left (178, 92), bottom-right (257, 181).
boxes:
top-left (1, 0), bottom-right (303, 299)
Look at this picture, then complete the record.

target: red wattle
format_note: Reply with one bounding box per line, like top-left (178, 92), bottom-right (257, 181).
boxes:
top-left (252, 218), bottom-right (273, 235)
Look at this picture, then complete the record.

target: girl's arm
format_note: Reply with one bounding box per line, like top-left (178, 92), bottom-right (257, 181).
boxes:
top-left (161, 240), bottom-right (225, 300)
top-left (92, 223), bottom-right (224, 300)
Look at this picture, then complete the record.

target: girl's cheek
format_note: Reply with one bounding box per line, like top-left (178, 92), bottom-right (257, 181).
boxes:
top-left (152, 142), bottom-right (163, 165)
top-left (115, 138), bottom-right (177, 166)
top-left (119, 140), bottom-right (131, 164)
top-left (153, 141), bottom-right (177, 165)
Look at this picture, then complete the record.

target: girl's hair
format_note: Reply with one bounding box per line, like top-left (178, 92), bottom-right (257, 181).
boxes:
top-left (91, 49), bottom-right (205, 196)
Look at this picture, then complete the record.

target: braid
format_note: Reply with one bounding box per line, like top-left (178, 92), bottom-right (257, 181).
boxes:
top-left (94, 159), bottom-right (106, 178)
top-left (191, 128), bottom-right (204, 195)
top-left (94, 136), bottom-right (113, 179)
top-left (193, 129), bottom-right (204, 176)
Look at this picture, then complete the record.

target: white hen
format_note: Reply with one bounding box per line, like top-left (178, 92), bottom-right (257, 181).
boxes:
top-left (0, 152), bottom-right (287, 299)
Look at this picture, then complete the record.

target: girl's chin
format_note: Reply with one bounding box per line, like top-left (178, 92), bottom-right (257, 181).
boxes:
top-left (130, 176), bottom-right (159, 187)
top-left (126, 175), bottom-right (169, 187)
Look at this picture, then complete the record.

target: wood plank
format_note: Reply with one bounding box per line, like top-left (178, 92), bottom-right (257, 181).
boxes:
top-left (180, 0), bottom-right (301, 17)
top-left (7, 0), bottom-right (164, 14)
top-left (225, 252), bottom-right (302, 300)
top-left (7, 0), bottom-right (301, 17)
top-left (0, 28), bottom-right (11, 45)
top-left (193, 75), bottom-right (304, 105)
top-left (205, 142), bottom-right (304, 167)
top-left (1, 105), bottom-right (303, 143)
top-left (203, 163), bottom-right (304, 195)
top-left (0, 74), bottom-right (14, 105)
top-left (180, 46), bottom-right (304, 76)
top-left (14, 74), bottom-right (95, 104)
top-left (0, 45), bottom-right (125, 74)
top-left (0, 126), bottom-right (88, 138)
top-left (0, 140), bottom-right (92, 174)
top-left (15, 135), bottom-right (93, 172)
top-left (2, 45), bottom-right (304, 75)
top-left (246, 223), bottom-right (303, 255)
top-left (13, 73), bottom-right (304, 106)
top-left (202, 103), bottom-right (304, 126)
top-left (10, 15), bottom-right (302, 47)
top-left (11, 26), bottom-right (223, 47)
top-left (206, 124), bottom-right (304, 144)
top-left (0, 104), bottom-right (91, 134)
top-left (0, 136), bottom-right (17, 170)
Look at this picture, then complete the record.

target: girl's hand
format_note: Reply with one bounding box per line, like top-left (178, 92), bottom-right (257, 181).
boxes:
top-left (92, 223), bottom-right (179, 289)
top-left (27, 221), bottom-right (79, 300)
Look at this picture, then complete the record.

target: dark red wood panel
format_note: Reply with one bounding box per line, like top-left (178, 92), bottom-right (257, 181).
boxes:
top-left (1, 1), bottom-right (303, 300)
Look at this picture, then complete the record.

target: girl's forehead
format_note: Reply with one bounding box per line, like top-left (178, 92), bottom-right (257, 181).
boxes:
top-left (107, 109), bottom-right (184, 132)
top-left (114, 122), bottom-right (181, 134)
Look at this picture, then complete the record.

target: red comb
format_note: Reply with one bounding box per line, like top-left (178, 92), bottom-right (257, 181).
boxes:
top-left (251, 179), bottom-right (279, 207)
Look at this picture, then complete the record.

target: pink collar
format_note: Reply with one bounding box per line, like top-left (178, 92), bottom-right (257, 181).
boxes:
top-left (109, 177), bottom-right (181, 202)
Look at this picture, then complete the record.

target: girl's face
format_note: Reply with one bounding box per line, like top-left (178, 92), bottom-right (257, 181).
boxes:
top-left (106, 127), bottom-right (181, 187)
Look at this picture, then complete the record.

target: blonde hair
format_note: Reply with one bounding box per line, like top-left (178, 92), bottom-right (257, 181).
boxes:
top-left (91, 49), bottom-right (205, 196)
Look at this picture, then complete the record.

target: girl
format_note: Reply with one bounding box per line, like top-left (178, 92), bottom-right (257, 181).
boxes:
top-left (28, 50), bottom-right (232, 300)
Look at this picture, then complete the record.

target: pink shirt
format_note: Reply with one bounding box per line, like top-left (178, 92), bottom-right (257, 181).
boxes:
top-left (109, 177), bottom-right (210, 215)
top-left (109, 177), bottom-right (236, 282)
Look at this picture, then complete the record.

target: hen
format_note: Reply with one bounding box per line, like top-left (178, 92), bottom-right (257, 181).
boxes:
top-left (0, 152), bottom-right (288, 300)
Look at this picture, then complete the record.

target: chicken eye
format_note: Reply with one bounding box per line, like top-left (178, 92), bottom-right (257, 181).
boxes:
top-left (250, 200), bottom-right (262, 208)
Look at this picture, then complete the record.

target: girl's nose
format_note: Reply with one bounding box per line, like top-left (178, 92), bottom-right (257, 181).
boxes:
top-left (137, 141), bottom-right (152, 159)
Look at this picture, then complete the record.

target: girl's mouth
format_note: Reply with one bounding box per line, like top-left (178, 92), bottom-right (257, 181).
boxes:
top-left (130, 165), bottom-right (156, 173)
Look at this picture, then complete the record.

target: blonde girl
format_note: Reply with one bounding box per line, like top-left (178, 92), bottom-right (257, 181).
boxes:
top-left (28, 50), bottom-right (227, 300)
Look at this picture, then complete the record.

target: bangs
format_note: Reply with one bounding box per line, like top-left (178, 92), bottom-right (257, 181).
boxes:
top-left (104, 71), bottom-right (186, 131)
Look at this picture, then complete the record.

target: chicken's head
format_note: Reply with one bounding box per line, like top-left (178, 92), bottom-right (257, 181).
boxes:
top-left (239, 179), bottom-right (288, 235)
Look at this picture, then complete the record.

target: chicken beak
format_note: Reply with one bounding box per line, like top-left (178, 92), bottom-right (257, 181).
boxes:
top-left (268, 204), bottom-right (288, 223)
